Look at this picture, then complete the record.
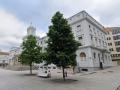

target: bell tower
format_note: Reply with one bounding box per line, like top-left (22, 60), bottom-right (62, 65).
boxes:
top-left (27, 23), bottom-right (36, 36)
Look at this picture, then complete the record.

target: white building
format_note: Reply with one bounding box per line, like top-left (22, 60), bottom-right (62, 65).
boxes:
top-left (39, 11), bottom-right (113, 72)
top-left (9, 47), bottom-right (21, 66)
top-left (38, 36), bottom-right (48, 52)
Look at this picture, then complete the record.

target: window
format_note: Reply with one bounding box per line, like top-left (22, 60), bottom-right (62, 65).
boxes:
top-left (107, 37), bottom-right (111, 40)
top-left (116, 47), bottom-right (120, 52)
top-left (77, 25), bottom-right (81, 28)
top-left (112, 29), bottom-right (120, 35)
top-left (108, 43), bottom-right (112, 46)
top-left (93, 53), bottom-right (96, 59)
top-left (115, 41), bottom-right (120, 46)
top-left (109, 48), bottom-right (114, 51)
top-left (109, 37), bottom-right (111, 40)
top-left (95, 38), bottom-right (97, 42)
top-left (113, 54), bottom-right (117, 57)
top-left (76, 25), bottom-right (81, 32)
top-left (80, 52), bottom-right (86, 60)
top-left (89, 25), bottom-right (91, 28)
top-left (113, 35), bottom-right (120, 40)
top-left (91, 35), bottom-right (93, 40)
top-left (107, 37), bottom-right (108, 40)
top-left (78, 36), bottom-right (82, 40)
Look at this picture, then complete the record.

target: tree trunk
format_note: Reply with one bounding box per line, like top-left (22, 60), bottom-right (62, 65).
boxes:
top-left (30, 64), bottom-right (32, 75)
top-left (62, 66), bottom-right (65, 81)
top-left (73, 67), bottom-right (75, 74)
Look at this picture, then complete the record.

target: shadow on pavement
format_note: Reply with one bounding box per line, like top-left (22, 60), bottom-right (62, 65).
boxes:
top-left (44, 78), bottom-right (79, 84)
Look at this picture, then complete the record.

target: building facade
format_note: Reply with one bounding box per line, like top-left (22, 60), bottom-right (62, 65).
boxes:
top-left (104, 27), bottom-right (120, 65)
top-left (39, 11), bottom-right (113, 72)
top-left (9, 47), bottom-right (21, 66)
top-left (0, 51), bottom-right (9, 67)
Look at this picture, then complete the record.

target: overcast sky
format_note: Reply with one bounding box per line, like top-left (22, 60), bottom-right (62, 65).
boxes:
top-left (0, 0), bottom-right (120, 51)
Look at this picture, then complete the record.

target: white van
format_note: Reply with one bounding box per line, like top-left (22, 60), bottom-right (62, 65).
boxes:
top-left (37, 66), bottom-right (51, 78)
top-left (37, 64), bottom-right (57, 78)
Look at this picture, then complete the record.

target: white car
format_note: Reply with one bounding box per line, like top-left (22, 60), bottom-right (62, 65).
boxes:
top-left (37, 66), bottom-right (51, 78)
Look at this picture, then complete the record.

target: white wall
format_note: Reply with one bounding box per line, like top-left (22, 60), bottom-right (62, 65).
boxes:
top-left (76, 47), bottom-right (94, 67)
top-left (0, 55), bottom-right (9, 64)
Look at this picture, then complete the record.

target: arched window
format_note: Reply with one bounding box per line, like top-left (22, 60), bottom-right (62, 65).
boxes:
top-left (80, 52), bottom-right (86, 60)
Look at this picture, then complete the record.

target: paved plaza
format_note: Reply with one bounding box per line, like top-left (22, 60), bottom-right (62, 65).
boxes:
top-left (0, 67), bottom-right (120, 90)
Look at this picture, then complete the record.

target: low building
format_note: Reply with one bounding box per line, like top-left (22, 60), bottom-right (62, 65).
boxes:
top-left (0, 51), bottom-right (9, 67)
top-left (9, 47), bottom-right (21, 66)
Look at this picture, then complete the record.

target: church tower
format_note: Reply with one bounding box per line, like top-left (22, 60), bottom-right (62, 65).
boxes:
top-left (27, 24), bottom-right (36, 36)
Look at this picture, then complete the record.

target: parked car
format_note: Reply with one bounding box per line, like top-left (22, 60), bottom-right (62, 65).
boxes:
top-left (37, 66), bottom-right (51, 78)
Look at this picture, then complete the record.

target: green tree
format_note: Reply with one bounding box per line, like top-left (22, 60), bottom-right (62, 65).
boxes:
top-left (46, 12), bottom-right (80, 80)
top-left (19, 35), bottom-right (42, 74)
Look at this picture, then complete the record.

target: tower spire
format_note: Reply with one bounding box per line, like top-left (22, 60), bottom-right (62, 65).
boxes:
top-left (27, 23), bottom-right (36, 36)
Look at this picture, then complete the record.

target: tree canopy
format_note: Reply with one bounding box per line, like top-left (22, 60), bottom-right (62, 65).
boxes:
top-left (19, 35), bottom-right (42, 74)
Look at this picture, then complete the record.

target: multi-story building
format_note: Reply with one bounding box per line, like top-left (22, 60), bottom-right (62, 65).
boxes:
top-left (39, 11), bottom-right (112, 72)
top-left (104, 27), bottom-right (120, 65)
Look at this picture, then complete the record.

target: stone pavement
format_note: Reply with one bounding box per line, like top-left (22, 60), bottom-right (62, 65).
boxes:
top-left (0, 66), bottom-right (120, 90)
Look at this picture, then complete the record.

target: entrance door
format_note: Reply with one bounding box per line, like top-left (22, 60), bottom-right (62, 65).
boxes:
top-left (98, 54), bottom-right (103, 69)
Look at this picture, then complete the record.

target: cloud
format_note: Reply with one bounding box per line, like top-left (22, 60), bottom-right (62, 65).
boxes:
top-left (0, 0), bottom-right (120, 51)
top-left (1, 0), bottom-right (120, 28)
top-left (87, 0), bottom-right (120, 26)
top-left (48, 0), bottom-right (120, 27)
top-left (0, 9), bottom-right (46, 51)
top-left (0, 9), bottom-right (26, 51)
